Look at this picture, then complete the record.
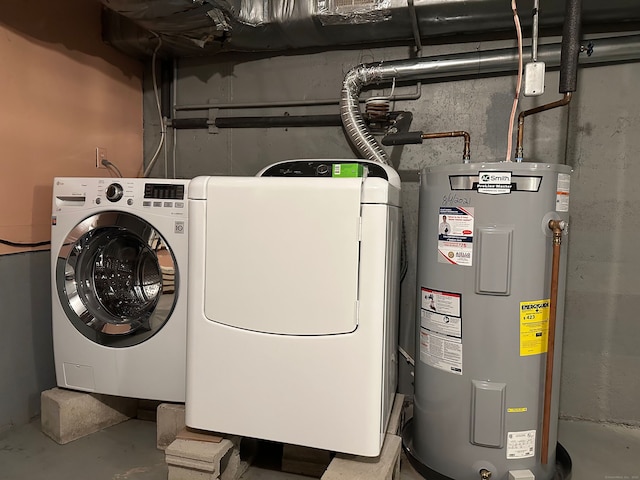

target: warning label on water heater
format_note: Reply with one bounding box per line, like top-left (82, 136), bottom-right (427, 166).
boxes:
top-left (556, 173), bottom-right (570, 212)
top-left (507, 430), bottom-right (536, 459)
top-left (438, 207), bottom-right (474, 266)
top-left (419, 287), bottom-right (463, 375)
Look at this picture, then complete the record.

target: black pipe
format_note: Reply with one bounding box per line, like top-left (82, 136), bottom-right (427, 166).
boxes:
top-left (160, 59), bottom-right (173, 118)
top-left (171, 115), bottom-right (343, 129)
top-left (216, 115), bottom-right (342, 128)
top-left (559, 0), bottom-right (582, 93)
top-left (172, 118), bottom-right (209, 129)
top-left (382, 132), bottom-right (424, 146)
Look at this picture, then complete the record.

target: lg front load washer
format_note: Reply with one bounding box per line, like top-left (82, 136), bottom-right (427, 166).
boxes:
top-left (51, 177), bottom-right (189, 402)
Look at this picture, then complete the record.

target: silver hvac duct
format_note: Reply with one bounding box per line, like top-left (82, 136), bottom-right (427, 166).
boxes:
top-left (341, 34), bottom-right (640, 164)
top-left (101, 0), bottom-right (640, 57)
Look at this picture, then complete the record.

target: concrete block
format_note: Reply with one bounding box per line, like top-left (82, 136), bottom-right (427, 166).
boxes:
top-left (219, 436), bottom-right (254, 480)
top-left (166, 438), bottom-right (233, 479)
top-left (157, 403), bottom-right (186, 450)
top-left (168, 464), bottom-right (215, 480)
top-left (386, 394), bottom-right (406, 436)
top-left (166, 436), bottom-right (250, 480)
top-left (321, 434), bottom-right (402, 480)
top-left (40, 387), bottom-right (138, 445)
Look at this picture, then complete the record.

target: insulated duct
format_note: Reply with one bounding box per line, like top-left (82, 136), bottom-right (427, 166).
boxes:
top-left (340, 34), bottom-right (640, 164)
top-left (100, 0), bottom-right (640, 57)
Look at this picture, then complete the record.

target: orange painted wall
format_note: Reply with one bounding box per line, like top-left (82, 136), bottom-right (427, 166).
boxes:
top-left (0, 0), bottom-right (143, 255)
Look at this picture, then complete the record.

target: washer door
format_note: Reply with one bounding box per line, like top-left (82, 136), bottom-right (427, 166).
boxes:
top-left (56, 211), bottom-right (178, 347)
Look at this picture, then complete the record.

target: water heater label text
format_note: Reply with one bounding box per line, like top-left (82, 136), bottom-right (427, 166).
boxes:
top-left (438, 206), bottom-right (474, 266)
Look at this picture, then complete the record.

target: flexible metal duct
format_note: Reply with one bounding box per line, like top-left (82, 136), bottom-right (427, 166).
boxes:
top-left (340, 34), bottom-right (640, 164)
top-left (101, 0), bottom-right (640, 57)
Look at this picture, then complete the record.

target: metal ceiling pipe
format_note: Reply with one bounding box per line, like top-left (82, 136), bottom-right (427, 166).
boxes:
top-left (341, 34), bottom-right (640, 164)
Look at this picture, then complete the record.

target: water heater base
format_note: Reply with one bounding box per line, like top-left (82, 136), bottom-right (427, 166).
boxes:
top-left (402, 418), bottom-right (572, 480)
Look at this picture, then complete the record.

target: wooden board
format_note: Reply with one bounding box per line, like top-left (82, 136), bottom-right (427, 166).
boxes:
top-left (175, 427), bottom-right (223, 444)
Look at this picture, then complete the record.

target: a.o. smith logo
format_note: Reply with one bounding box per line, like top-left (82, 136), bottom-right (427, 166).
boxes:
top-left (480, 173), bottom-right (511, 183)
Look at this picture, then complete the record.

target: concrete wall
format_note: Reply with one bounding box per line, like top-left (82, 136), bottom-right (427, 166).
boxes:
top-left (562, 65), bottom-right (640, 425)
top-left (0, 0), bottom-right (143, 430)
top-left (0, 252), bottom-right (54, 432)
top-left (150, 39), bottom-right (640, 426)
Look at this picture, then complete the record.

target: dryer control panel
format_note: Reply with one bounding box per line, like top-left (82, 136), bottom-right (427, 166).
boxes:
top-left (259, 160), bottom-right (390, 180)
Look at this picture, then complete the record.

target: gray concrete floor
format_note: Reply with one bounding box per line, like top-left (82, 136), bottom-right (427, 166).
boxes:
top-left (0, 418), bottom-right (638, 480)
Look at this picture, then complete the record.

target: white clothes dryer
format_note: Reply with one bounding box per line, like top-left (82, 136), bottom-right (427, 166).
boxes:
top-left (185, 160), bottom-right (401, 457)
top-left (51, 177), bottom-right (189, 402)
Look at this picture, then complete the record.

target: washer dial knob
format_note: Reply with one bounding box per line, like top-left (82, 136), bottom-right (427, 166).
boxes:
top-left (106, 183), bottom-right (124, 202)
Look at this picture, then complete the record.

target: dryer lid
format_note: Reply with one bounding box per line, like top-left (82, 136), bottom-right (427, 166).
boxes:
top-left (202, 176), bottom-right (362, 335)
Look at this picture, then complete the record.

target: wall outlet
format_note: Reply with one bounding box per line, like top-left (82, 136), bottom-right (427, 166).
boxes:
top-left (96, 147), bottom-right (107, 168)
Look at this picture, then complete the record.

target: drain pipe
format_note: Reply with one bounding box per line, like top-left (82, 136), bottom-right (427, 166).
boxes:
top-left (515, 0), bottom-right (582, 161)
top-left (340, 32), bottom-right (639, 164)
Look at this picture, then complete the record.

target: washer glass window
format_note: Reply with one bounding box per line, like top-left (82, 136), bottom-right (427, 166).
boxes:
top-left (56, 212), bottom-right (178, 347)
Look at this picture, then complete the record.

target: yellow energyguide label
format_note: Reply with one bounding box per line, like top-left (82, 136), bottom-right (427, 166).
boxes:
top-left (508, 407), bottom-right (528, 413)
top-left (520, 299), bottom-right (550, 356)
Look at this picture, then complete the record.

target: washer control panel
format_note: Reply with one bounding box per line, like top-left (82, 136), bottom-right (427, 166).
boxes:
top-left (52, 178), bottom-right (190, 214)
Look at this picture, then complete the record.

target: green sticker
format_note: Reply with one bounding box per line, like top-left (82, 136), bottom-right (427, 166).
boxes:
top-left (332, 163), bottom-right (364, 178)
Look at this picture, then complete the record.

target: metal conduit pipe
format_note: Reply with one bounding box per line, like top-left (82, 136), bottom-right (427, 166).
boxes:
top-left (340, 34), bottom-right (640, 164)
top-left (170, 115), bottom-right (343, 129)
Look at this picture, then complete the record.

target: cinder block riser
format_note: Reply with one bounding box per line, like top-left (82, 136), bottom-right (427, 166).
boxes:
top-left (40, 388), bottom-right (138, 444)
top-left (165, 437), bottom-right (251, 480)
top-left (321, 434), bottom-right (402, 480)
top-left (157, 403), bottom-right (186, 450)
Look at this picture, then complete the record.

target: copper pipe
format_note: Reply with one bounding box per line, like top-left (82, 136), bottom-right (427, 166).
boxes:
top-left (421, 131), bottom-right (471, 163)
top-left (515, 93), bottom-right (572, 161)
top-left (541, 219), bottom-right (566, 464)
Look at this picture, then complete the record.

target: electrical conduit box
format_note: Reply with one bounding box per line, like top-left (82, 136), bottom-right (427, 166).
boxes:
top-left (524, 62), bottom-right (546, 97)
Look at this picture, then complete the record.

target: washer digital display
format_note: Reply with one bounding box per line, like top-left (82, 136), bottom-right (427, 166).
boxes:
top-left (144, 184), bottom-right (185, 200)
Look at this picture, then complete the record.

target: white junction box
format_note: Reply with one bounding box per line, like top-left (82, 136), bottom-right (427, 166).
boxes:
top-left (524, 61), bottom-right (545, 97)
